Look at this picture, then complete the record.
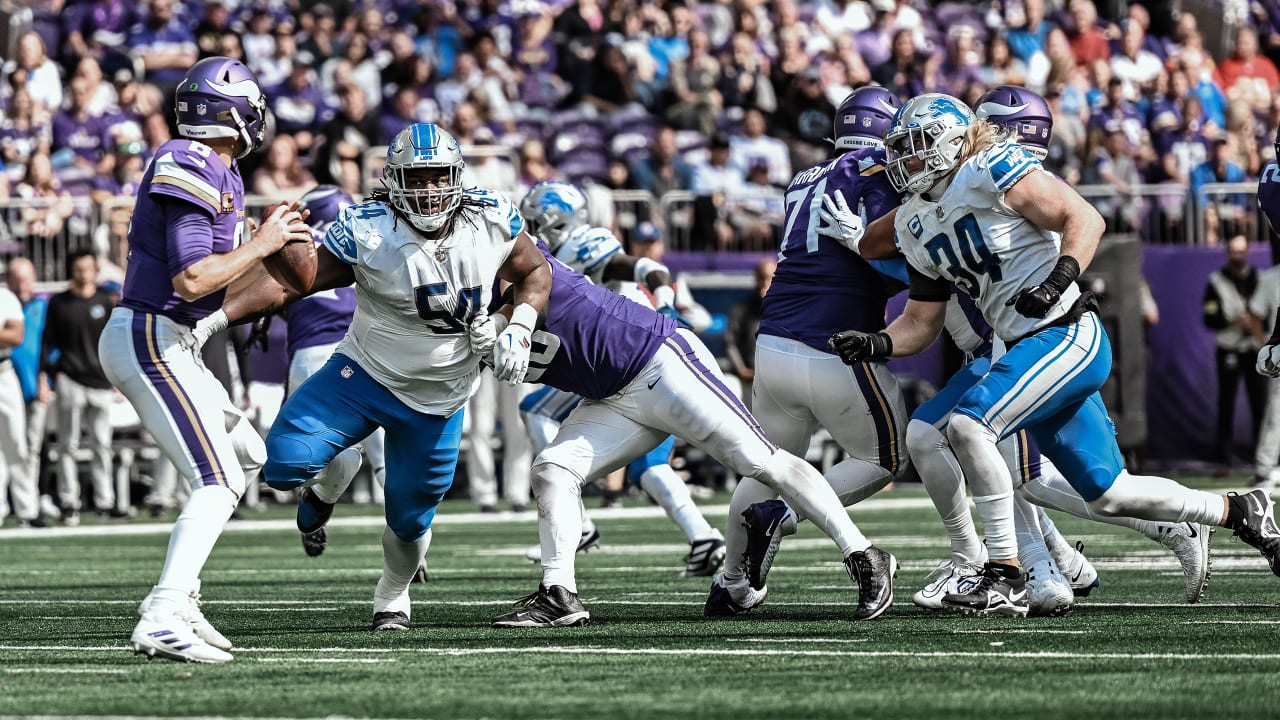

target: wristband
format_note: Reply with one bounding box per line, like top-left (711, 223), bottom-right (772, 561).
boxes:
top-left (652, 285), bottom-right (676, 309)
top-left (509, 302), bottom-right (538, 332)
top-left (1043, 255), bottom-right (1081, 295)
top-left (871, 331), bottom-right (893, 359)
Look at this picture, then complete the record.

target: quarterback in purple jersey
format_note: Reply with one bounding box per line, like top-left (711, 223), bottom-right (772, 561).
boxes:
top-left (721, 86), bottom-right (906, 618)
top-left (487, 239), bottom-right (893, 627)
top-left (97, 56), bottom-right (312, 664)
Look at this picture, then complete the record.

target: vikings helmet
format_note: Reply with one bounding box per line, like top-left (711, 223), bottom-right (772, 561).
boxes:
top-left (974, 85), bottom-right (1053, 161)
top-left (384, 123), bottom-right (466, 233)
top-left (884, 93), bottom-right (974, 195)
top-left (175, 56), bottom-right (268, 159)
top-left (300, 185), bottom-right (354, 237)
top-left (519, 181), bottom-right (589, 252)
top-left (833, 86), bottom-right (901, 151)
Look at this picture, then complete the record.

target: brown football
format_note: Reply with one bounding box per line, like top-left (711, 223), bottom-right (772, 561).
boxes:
top-left (263, 239), bottom-right (318, 295)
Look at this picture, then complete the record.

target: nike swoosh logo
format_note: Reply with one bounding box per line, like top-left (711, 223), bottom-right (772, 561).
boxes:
top-left (765, 518), bottom-right (781, 536)
top-left (647, 378), bottom-right (660, 390)
top-left (1007, 589), bottom-right (1027, 602)
top-left (1185, 523), bottom-right (1198, 539)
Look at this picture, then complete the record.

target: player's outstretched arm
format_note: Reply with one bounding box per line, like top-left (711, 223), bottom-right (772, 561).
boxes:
top-left (601, 254), bottom-right (690, 325)
top-left (829, 266), bottom-right (947, 364)
top-left (492, 231), bottom-right (552, 384)
top-left (171, 202), bottom-right (312, 302)
top-left (855, 207), bottom-right (901, 260)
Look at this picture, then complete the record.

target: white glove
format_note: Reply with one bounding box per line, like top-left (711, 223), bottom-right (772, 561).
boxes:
top-left (1258, 344), bottom-right (1280, 377)
top-left (816, 189), bottom-right (865, 254)
top-left (493, 304), bottom-right (536, 385)
top-left (468, 313), bottom-right (497, 355)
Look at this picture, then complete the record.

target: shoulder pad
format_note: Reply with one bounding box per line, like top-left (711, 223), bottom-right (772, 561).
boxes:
top-left (976, 141), bottom-right (1041, 193)
top-left (465, 188), bottom-right (524, 240)
top-left (148, 140), bottom-right (229, 217)
top-left (323, 201), bottom-right (393, 266)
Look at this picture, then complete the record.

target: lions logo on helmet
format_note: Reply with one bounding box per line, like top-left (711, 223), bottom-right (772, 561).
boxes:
top-left (519, 181), bottom-right (589, 252)
top-left (384, 122), bottom-right (466, 234)
top-left (884, 93), bottom-right (974, 195)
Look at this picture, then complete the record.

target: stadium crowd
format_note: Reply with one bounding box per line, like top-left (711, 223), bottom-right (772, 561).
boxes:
top-left (4, 0), bottom-right (1280, 527)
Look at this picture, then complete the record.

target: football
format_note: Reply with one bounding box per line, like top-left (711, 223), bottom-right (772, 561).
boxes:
top-left (263, 239), bottom-right (317, 295)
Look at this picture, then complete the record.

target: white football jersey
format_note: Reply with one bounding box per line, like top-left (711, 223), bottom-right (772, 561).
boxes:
top-left (553, 225), bottom-right (622, 285)
top-left (323, 189), bottom-right (524, 415)
top-left (894, 141), bottom-right (1080, 343)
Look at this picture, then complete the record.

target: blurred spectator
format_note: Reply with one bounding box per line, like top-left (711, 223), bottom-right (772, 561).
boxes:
top-left (270, 53), bottom-right (330, 158)
top-left (455, 100), bottom-right (517, 191)
top-left (723, 257), bottom-right (775, 409)
top-left (62, 0), bottom-right (135, 64)
top-left (74, 57), bottom-right (115, 117)
top-left (4, 32), bottom-right (63, 115)
top-left (127, 0), bottom-right (198, 94)
top-left (1224, 99), bottom-right (1262, 175)
top-left (90, 124), bottom-right (147, 203)
top-left (139, 113), bottom-right (171, 164)
top-left (1007, 0), bottom-right (1053, 64)
top-left (1043, 86), bottom-right (1086, 185)
top-left (1110, 19), bottom-right (1162, 101)
top-left (252, 135), bottom-right (316, 198)
top-left (517, 137), bottom-right (557, 194)
top-left (814, 0), bottom-right (874, 40)
top-left (241, 8), bottom-right (276, 72)
top-left (300, 4), bottom-right (342, 63)
top-left (6, 257), bottom-right (48, 528)
top-left (936, 25), bottom-right (984, 97)
top-left (1067, 0), bottom-right (1111, 68)
top-left (1215, 26), bottom-right (1279, 116)
top-left (380, 30), bottom-right (424, 92)
top-left (318, 83), bottom-right (380, 196)
top-left (1088, 76), bottom-right (1144, 151)
top-left (665, 30), bottom-right (722, 135)
top-left (0, 89), bottom-right (52, 183)
top-left (380, 86), bottom-right (422, 146)
top-left (719, 31), bottom-right (776, 116)
top-left (337, 33), bottom-right (385, 110)
top-left (584, 42), bottom-right (639, 115)
top-left (195, 0), bottom-right (235, 59)
top-left (52, 76), bottom-right (111, 178)
top-left (980, 31), bottom-right (1030, 89)
top-left (872, 28), bottom-right (927, 99)
top-left (512, 2), bottom-right (564, 111)
top-left (217, 32), bottom-right (246, 64)
top-left (729, 109), bottom-right (790, 188)
top-left (691, 131), bottom-right (744, 249)
top-left (1083, 123), bottom-right (1140, 234)
top-left (773, 67), bottom-right (834, 172)
top-left (257, 23), bottom-right (300, 90)
top-left (729, 162), bottom-right (786, 250)
top-left (1193, 137), bottom-right (1250, 245)
top-left (0, 264), bottom-right (37, 527)
top-left (1181, 46), bottom-right (1228, 130)
top-left (629, 124), bottom-right (694, 197)
top-left (14, 152), bottom-right (73, 241)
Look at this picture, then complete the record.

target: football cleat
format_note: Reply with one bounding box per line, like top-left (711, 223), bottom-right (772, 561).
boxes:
top-left (492, 585), bottom-right (590, 628)
top-left (1227, 489), bottom-right (1280, 577)
top-left (1054, 541), bottom-right (1100, 597)
top-left (682, 535), bottom-right (727, 577)
top-left (371, 611), bottom-right (410, 631)
top-left (524, 527), bottom-right (602, 563)
top-left (942, 562), bottom-right (1029, 617)
top-left (742, 499), bottom-right (797, 590)
top-left (1150, 522), bottom-right (1213, 604)
top-left (131, 615), bottom-right (233, 664)
top-left (703, 573), bottom-right (767, 617)
top-left (845, 546), bottom-right (898, 621)
top-left (912, 559), bottom-right (984, 610)
top-left (297, 488), bottom-right (335, 557)
top-left (1025, 560), bottom-right (1075, 617)
top-left (138, 581), bottom-right (232, 651)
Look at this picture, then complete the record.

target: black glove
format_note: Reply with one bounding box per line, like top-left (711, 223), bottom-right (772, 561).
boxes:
top-left (247, 315), bottom-right (272, 352)
top-left (828, 330), bottom-right (892, 365)
top-left (1005, 255), bottom-right (1081, 319)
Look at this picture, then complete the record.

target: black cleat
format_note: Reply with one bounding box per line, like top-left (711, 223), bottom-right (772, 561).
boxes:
top-left (1227, 489), bottom-right (1280, 577)
top-left (702, 575), bottom-right (767, 617)
top-left (298, 488), bottom-right (335, 557)
top-left (844, 546), bottom-right (898, 621)
top-left (371, 611), bottom-right (410, 631)
top-left (742, 499), bottom-right (794, 590)
top-left (682, 536), bottom-right (727, 577)
top-left (491, 585), bottom-right (590, 628)
top-left (941, 562), bottom-right (1029, 616)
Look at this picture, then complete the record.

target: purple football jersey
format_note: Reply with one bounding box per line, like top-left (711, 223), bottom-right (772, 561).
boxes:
top-left (759, 147), bottom-right (904, 352)
top-left (1259, 161), bottom-right (1280, 236)
top-left (120, 139), bottom-right (245, 327)
top-left (501, 242), bottom-right (677, 400)
top-left (51, 110), bottom-right (110, 163)
top-left (285, 285), bottom-right (357, 359)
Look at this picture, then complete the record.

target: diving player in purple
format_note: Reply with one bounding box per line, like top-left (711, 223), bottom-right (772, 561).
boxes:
top-left (488, 240), bottom-right (893, 627)
top-left (97, 56), bottom-right (313, 664)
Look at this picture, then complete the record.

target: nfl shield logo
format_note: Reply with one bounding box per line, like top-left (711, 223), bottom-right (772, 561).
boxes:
top-left (861, 116), bottom-right (872, 127)
top-left (935, 207), bottom-right (945, 219)
top-left (341, 366), bottom-right (354, 379)
top-left (196, 103), bottom-right (207, 116)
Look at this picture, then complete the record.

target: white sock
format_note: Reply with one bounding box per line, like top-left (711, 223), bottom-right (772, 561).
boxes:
top-left (373, 526), bottom-right (430, 617)
top-left (723, 476), bottom-right (779, 583)
top-left (1088, 470), bottom-right (1226, 526)
top-left (824, 456), bottom-right (893, 507)
top-left (949, 414), bottom-right (1017, 563)
top-left (1013, 493), bottom-right (1053, 569)
top-left (755, 450), bottom-right (868, 558)
top-left (309, 447), bottom-right (363, 504)
top-left (907, 419), bottom-right (983, 564)
top-left (534, 463), bottom-right (584, 593)
top-left (639, 465), bottom-right (714, 541)
top-left (149, 484), bottom-right (238, 616)
top-left (1035, 506), bottom-right (1076, 564)
top-left (1018, 472), bottom-right (1162, 536)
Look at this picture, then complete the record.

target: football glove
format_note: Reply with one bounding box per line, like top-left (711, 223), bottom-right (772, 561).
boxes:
top-left (493, 304), bottom-right (536, 385)
top-left (1258, 344), bottom-right (1280, 378)
top-left (816, 189), bottom-right (865, 254)
top-left (468, 313), bottom-right (497, 355)
top-left (185, 309), bottom-right (229, 354)
top-left (828, 329), bottom-right (892, 365)
top-left (1006, 256), bottom-right (1080, 320)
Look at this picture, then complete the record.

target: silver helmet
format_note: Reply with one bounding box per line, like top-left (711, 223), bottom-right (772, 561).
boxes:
top-left (519, 181), bottom-right (589, 252)
top-left (384, 122), bottom-right (465, 233)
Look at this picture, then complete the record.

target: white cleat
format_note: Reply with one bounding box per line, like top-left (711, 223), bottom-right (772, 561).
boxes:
top-left (1025, 560), bottom-right (1075, 617)
top-left (1054, 541), bottom-right (1100, 597)
top-left (1151, 522), bottom-right (1213, 604)
top-left (911, 559), bottom-right (984, 611)
top-left (130, 614), bottom-right (233, 664)
top-left (138, 581), bottom-right (232, 651)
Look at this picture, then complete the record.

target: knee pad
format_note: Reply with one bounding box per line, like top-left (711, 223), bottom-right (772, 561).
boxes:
top-left (907, 418), bottom-right (949, 460)
top-left (530, 461), bottom-right (584, 499)
top-left (947, 412), bottom-right (995, 452)
top-left (262, 433), bottom-right (322, 492)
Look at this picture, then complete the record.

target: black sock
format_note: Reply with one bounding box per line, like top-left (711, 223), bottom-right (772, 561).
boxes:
top-left (1225, 493), bottom-right (1249, 530)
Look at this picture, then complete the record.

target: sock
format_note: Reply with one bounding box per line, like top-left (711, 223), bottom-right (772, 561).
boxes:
top-left (1018, 472), bottom-right (1163, 536)
top-left (533, 463), bottom-right (585, 593)
top-left (907, 420), bottom-right (983, 564)
top-left (755, 450), bottom-right (868, 558)
top-left (639, 465), bottom-right (714, 541)
top-left (1087, 471), bottom-right (1226, 527)
top-left (373, 526), bottom-right (430, 618)
top-left (1035, 506), bottom-right (1076, 566)
top-left (309, 447), bottom-right (362, 504)
top-left (1013, 493), bottom-right (1053, 570)
top-left (149, 484), bottom-right (238, 616)
top-left (577, 497), bottom-right (595, 537)
top-left (949, 414), bottom-right (1017, 562)
top-left (824, 456), bottom-right (893, 507)
top-left (722, 476), bottom-right (778, 583)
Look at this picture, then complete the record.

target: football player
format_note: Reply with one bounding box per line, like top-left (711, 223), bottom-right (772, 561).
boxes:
top-left (97, 56), bottom-right (313, 663)
top-left (831, 93), bottom-right (1280, 614)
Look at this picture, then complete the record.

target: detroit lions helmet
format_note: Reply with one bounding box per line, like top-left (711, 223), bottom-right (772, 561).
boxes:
top-left (519, 181), bottom-right (589, 252)
top-left (884, 93), bottom-right (974, 195)
top-left (300, 184), bottom-right (354, 237)
top-left (175, 56), bottom-right (268, 159)
top-left (384, 123), bottom-right (466, 233)
top-left (975, 85), bottom-right (1053, 161)
top-left (834, 86), bottom-right (900, 151)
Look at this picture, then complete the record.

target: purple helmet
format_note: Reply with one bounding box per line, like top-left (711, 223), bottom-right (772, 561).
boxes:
top-left (175, 56), bottom-right (268, 159)
top-left (300, 185), bottom-right (354, 238)
top-left (833, 86), bottom-right (901, 151)
top-left (974, 85), bottom-right (1053, 161)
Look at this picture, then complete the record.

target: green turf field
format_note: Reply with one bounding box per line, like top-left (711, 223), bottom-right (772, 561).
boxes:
top-left (2, 479), bottom-right (1278, 719)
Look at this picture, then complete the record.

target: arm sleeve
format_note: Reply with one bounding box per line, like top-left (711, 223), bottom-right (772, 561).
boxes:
top-left (163, 198), bottom-right (217, 278)
top-left (908, 266), bottom-right (952, 303)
